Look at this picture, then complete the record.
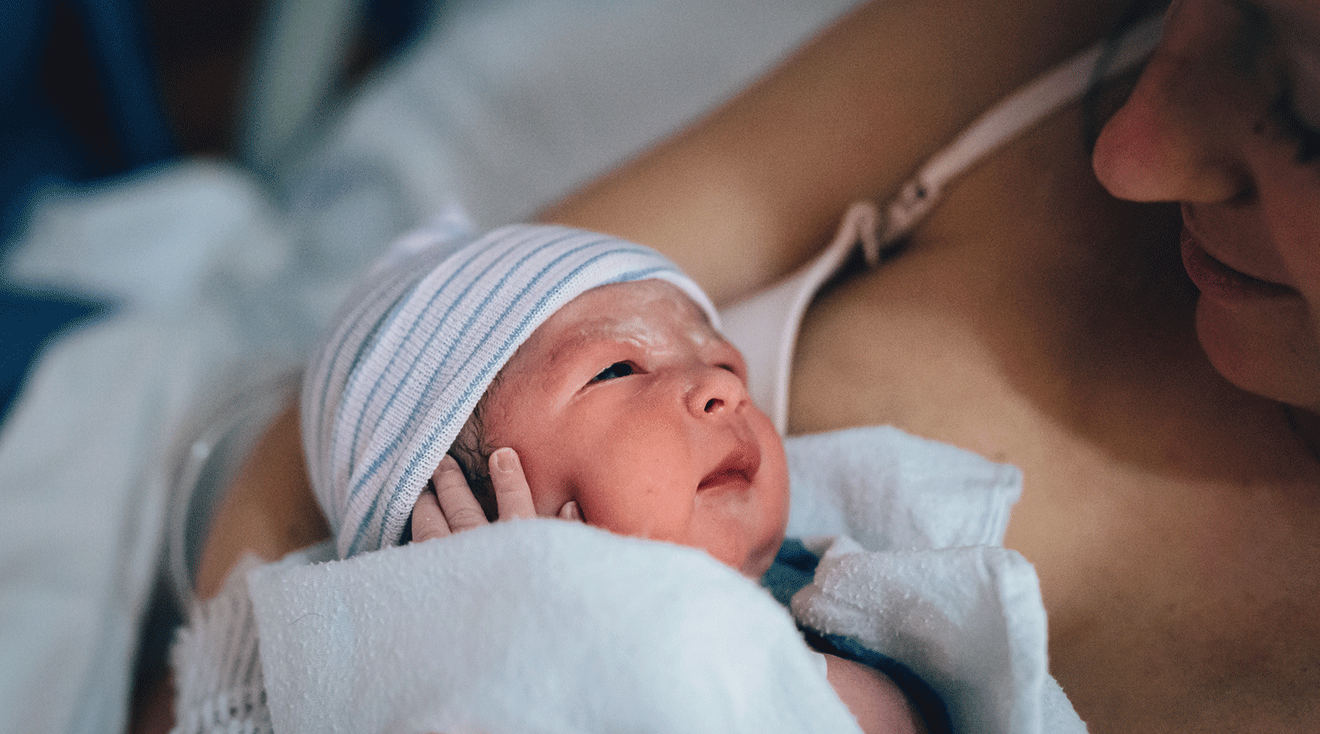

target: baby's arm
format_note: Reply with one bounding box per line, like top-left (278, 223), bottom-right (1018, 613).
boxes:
top-left (824, 654), bottom-right (928, 734)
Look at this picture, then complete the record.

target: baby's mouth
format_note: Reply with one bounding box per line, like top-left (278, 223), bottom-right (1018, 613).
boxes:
top-left (698, 440), bottom-right (761, 492)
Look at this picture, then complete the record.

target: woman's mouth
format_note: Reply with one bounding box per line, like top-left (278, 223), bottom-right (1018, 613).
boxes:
top-left (1180, 227), bottom-right (1296, 304)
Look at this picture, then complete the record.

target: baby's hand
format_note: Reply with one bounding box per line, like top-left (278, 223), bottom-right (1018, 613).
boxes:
top-left (409, 448), bottom-right (580, 543)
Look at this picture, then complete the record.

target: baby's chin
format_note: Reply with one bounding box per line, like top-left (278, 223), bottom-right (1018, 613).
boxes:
top-left (738, 532), bottom-right (787, 580)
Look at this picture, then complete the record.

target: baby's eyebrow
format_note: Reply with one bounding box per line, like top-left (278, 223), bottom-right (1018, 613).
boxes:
top-left (544, 329), bottom-right (603, 372)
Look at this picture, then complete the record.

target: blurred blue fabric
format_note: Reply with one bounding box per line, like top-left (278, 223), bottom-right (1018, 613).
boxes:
top-left (0, 0), bottom-right (176, 245)
top-left (0, 0), bottom-right (431, 428)
top-left (0, 0), bottom-right (166, 425)
top-left (0, 287), bottom-right (110, 423)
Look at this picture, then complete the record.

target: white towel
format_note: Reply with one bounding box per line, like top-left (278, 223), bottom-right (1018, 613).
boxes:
top-left (785, 426), bottom-right (1084, 733)
top-left (783, 425), bottom-right (1020, 551)
top-left (793, 538), bottom-right (1080, 734)
top-left (248, 523), bottom-right (861, 734)
top-left (244, 426), bottom-right (1085, 733)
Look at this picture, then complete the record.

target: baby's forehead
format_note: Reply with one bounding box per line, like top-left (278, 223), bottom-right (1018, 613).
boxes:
top-left (506, 279), bottom-right (723, 370)
top-left (543, 279), bottom-right (716, 337)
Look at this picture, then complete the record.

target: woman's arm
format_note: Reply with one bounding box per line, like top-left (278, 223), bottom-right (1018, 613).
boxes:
top-left (538, 0), bottom-right (1141, 304)
top-left (194, 402), bottom-right (327, 600)
top-left (194, 0), bottom-right (1145, 597)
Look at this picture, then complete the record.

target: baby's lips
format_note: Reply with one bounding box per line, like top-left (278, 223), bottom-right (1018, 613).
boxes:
top-left (697, 436), bottom-right (761, 492)
top-left (697, 467), bottom-right (750, 492)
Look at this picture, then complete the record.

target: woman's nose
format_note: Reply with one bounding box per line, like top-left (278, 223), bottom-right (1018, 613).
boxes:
top-left (1091, 4), bottom-right (1251, 204)
top-left (685, 364), bottom-right (748, 419)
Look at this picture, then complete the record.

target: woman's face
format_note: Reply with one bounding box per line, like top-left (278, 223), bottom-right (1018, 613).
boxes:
top-left (1093, 0), bottom-right (1320, 412)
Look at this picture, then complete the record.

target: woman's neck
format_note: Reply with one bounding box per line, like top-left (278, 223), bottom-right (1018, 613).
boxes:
top-left (1284, 405), bottom-right (1320, 464)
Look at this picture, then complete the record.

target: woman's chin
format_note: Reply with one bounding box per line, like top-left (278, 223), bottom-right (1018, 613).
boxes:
top-left (1195, 297), bottom-right (1320, 413)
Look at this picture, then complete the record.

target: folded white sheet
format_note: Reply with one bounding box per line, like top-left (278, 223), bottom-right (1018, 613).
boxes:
top-left (782, 426), bottom-right (1020, 551)
top-left (244, 426), bottom-right (1086, 734)
top-left (794, 539), bottom-right (1079, 733)
top-left (249, 524), bottom-right (861, 734)
top-left (785, 427), bottom-right (1085, 733)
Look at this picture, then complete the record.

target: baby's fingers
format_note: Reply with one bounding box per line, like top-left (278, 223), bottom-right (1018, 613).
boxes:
top-left (433, 455), bottom-right (490, 533)
top-left (490, 448), bottom-right (536, 520)
top-left (409, 485), bottom-right (450, 543)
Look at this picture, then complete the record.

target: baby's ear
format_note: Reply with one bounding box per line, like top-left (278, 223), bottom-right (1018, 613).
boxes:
top-left (557, 501), bottom-right (582, 521)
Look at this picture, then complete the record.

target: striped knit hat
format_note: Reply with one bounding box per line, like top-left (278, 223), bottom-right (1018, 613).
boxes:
top-left (302, 222), bottom-right (720, 558)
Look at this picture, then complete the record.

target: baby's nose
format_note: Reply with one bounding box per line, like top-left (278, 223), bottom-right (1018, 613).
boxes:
top-left (685, 364), bottom-right (748, 418)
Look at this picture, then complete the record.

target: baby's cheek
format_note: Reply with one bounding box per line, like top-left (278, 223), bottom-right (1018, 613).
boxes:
top-left (680, 517), bottom-right (752, 573)
top-left (511, 450), bottom-right (574, 518)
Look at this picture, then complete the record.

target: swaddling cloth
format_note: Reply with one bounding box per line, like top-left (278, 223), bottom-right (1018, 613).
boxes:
top-left (245, 426), bottom-right (1086, 734)
top-left (248, 522), bottom-right (861, 734)
top-left (784, 426), bottom-right (1084, 734)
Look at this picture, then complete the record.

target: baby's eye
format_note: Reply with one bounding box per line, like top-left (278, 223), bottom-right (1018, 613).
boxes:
top-left (591, 362), bottom-right (635, 382)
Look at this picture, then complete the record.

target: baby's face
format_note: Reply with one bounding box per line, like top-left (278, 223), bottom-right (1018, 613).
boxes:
top-left (483, 280), bottom-right (789, 578)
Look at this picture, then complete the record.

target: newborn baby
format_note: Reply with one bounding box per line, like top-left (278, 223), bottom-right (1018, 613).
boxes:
top-left (301, 222), bottom-right (933, 734)
top-left (414, 278), bottom-right (785, 577)
top-left (414, 279), bottom-right (924, 733)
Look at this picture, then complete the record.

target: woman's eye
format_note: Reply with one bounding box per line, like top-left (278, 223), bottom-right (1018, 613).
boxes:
top-left (1271, 86), bottom-right (1320, 164)
top-left (1233, 1), bottom-right (1320, 165)
top-left (591, 362), bottom-right (635, 382)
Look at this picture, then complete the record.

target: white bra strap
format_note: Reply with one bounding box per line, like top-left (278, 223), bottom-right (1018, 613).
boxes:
top-left (868, 13), bottom-right (1164, 263)
top-left (720, 202), bottom-right (879, 433)
top-left (721, 14), bottom-right (1165, 433)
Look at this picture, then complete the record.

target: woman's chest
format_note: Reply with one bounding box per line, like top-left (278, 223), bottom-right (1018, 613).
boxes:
top-left (1015, 444), bottom-right (1320, 733)
top-left (787, 268), bottom-right (1320, 733)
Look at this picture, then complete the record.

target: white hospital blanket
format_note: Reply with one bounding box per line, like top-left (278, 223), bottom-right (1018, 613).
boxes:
top-left (249, 526), bottom-right (860, 734)
top-left (243, 427), bottom-right (1085, 734)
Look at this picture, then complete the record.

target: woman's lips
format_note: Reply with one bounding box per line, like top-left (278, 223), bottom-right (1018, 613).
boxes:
top-left (1180, 227), bottom-right (1295, 303)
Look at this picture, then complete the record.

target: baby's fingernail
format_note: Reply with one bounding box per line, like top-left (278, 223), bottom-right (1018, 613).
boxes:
top-left (494, 447), bottom-right (517, 473)
top-left (559, 501), bottom-right (581, 521)
top-left (439, 455), bottom-right (460, 473)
